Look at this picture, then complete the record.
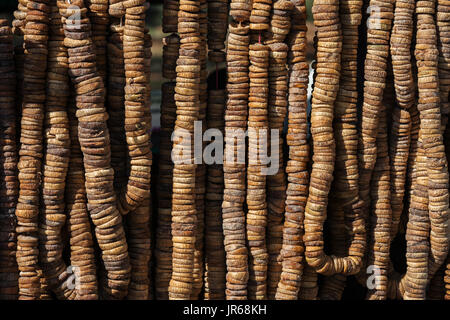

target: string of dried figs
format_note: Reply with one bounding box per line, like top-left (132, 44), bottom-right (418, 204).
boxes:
top-left (168, 0), bottom-right (201, 300)
top-left (264, 0), bottom-right (293, 300)
top-left (250, 0), bottom-right (272, 31)
top-left (305, 0), bottom-right (365, 276)
top-left (66, 94), bottom-right (99, 300)
top-left (0, 19), bottom-right (19, 300)
top-left (354, 0), bottom-right (395, 287)
top-left (107, 22), bottom-right (127, 191)
top-left (389, 0), bottom-right (415, 238)
top-left (105, 6), bottom-right (128, 192)
top-left (388, 107), bottom-right (411, 239)
top-left (125, 25), bottom-right (153, 300)
top-left (15, 0), bottom-right (51, 300)
top-left (403, 130), bottom-right (430, 300)
top-left (86, 0), bottom-right (109, 82)
top-left (437, 0), bottom-right (450, 116)
top-left (106, 0), bottom-right (154, 299)
top-left (414, 0), bottom-right (449, 287)
top-left (155, 0), bottom-right (180, 299)
top-left (108, 0), bottom-right (152, 217)
top-left (275, 0), bottom-right (309, 300)
top-left (59, 0), bottom-right (131, 299)
top-left (358, 0), bottom-right (394, 229)
top-left (222, 6), bottom-right (251, 299)
top-left (366, 102), bottom-right (392, 300)
top-left (387, 0), bottom-right (450, 296)
top-left (246, 42), bottom-right (270, 300)
top-left (321, 0), bottom-right (364, 298)
top-left (386, 107), bottom-right (426, 300)
top-left (38, 0), bottom-right (75, 299)
top-left (265, 42), bottom-right (287, 300)
top-left (192, 0), bottom-right (208, 299)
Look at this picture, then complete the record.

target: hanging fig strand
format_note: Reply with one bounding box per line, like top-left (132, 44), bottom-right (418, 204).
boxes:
top-left (0, 0), bottom-right (449, 302)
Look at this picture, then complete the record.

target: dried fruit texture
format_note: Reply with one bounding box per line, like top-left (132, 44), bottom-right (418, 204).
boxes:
top-left (275, 0), bottom-right (309, 301)
top-left (222, 19), bottom-right (250, 300)
top-left (125, 29), bottom-right (153, 300)
top-left (250, 0), bottom-right (272, 31)
top-left (15, 0), bottom-right (51, 300)
top-left (403, 131), bottom-right (430, 300)
top-left (230, 0), bottom-right (252, 22)
top-left (38, 1), bottom-right (74, 299)
top-left (437, 0), bottom-right (450, 116)
top-left (0, 19), bottom-right (19, 300)
top-left (265, 42), bottom-right (287, 300)
top-left (66, 96), bottom-right (98, 300)
top-left (389, 108), bottom-right (411, 238)
top-left (385, 108), bottom-right (421, 301)
top-left (390, 0), bottom-right (415, 111)
top-left (59, 0), bottom-right (131, 299)
top-left (403, 105), bottom-right (420, 235)
top-left (266, 0), bottom-right (293, 43)
top-left (366, 103), bottom-right (392, 300)
top-left (192, 0), bottom-right (207, 299)
top-left (155, 83), bottom-right (176, 300)
top-left (322, 0), bottom-right (365, 295)
top-left (168, 0), bottom-right (201, 300)
top-left (87, 0), bottom-right (109, 82)
top-left (116, 0), bottom-right (152, 216)
top-left (207, 0), bottom-right (228, 63)
top-left (264, 0), bottom-right (293, 299)
top-left (389, 0), bottom-right (415, 239)
top-left (107, 24), bottom-right (127, 192)
top-left (414, 0), bottom-right (449, 285)
top-left (358, 0), bottom-right (395, 238)
top-left (305, 0), bottom-right (363, 276)
top-left (246, 42), bottom-right (270, 300)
